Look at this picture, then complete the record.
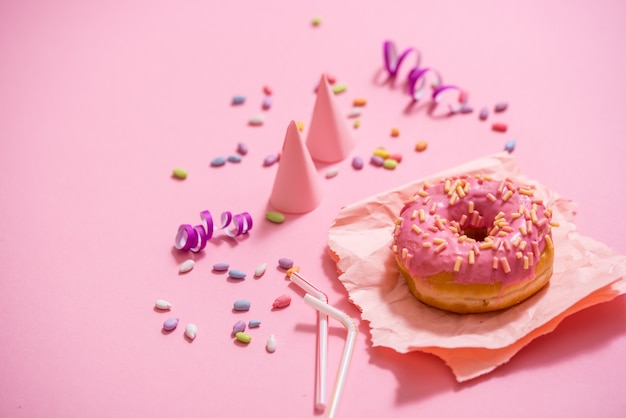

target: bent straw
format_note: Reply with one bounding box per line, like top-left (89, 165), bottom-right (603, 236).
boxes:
top-left (303, 294), bottom-right (358, 418)
top-left (288, 271), bottom-right (329, 411)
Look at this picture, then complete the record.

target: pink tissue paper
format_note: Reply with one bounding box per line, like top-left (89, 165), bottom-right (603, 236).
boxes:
top-left (328, 152), bottom-right (626, 382)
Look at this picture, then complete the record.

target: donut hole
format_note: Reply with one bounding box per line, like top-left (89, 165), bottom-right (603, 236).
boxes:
top-left (462, 227), bottom-right (488, 242)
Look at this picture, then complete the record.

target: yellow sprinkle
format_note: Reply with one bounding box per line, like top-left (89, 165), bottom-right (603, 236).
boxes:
top-left (373, 148), bottom-right (391, 158)
top-left (527, 252), bottom-right (534, 266)
top-left (390, 127), bottom-right (400, 137)
top-left (519, 224), bottom-right (527, 236)
top-left (479, 241), bottom-right (493, 250)
top-left (414, 141), bottom-right (428, 152)
top-left (353, 98), bottom-right (367, 107)
top-left (433, 237), bottom-right (445, 245)
top-left (402, 248), bottom-right (408, 259)
top-left (545, 235), bottom-right (554, 249)
top-left (422, 242), bottom-right (432, 248)
top-left (417, 189), bottom-right (429, 197)
top-left (531, 209), bottom-right (539, 225)
top-left (500, 257), bottom-right (511, 273)
top-left (516, 251), bottom-right (523, 259)
top-left (353, 119), bottom-right (361, 129)
top-left (411, 224), bottom-right (423, 234)
top-left (392, 244), bottom-right (398, 253)
top-left (296, 121), bottom-right (305, 131)
top-left (519, 187), bottom-right (535, 196)
top-left (468, 201), bottom-right (475, 213)
top-left (429, 202), bottom-right (438, 215)
top-left (395, 216), bottom-right (403, 225)
top-left (492, 257), bottom-right (499, 270)
top-left (444, 179), bottom-right (451, 193)
top-left (511, 212), bottom-right (522, 219)
top-left (486, 193), bottom-right (496, 202)
top-left (549, 221), bottom-right (560, 227)
top-left (428, 225), bottom-right (439, 233)
top-left (519, 240), bottom-right (527, 251)
top-left (459, 214), bottom-right (468, 226)
top-left (418, 209), bottom-right (426, 223)
top-left (421, 233), bottom-right (430, 239)
top-left (434, 242), bottom-right (447, 254)
top-left (512, 236), bottom-right (522, 247)
top-left (411, 209), bottom-right (418, 219)
top-left (449, 193), bottom-right (458, 206)
top-left (495, 211), bottom-right (506, 220)
top-left (453, 256), bottom-right (463, 272)
top-left (468, 250), bottom-right (475, 264)
top-left (523, 256), bottom-right (529, 269)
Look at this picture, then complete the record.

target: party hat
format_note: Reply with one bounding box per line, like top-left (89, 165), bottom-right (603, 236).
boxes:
top-left (306, 74), bottom-right (355, 163)
top-left (269, 120), bottom-right (323, 213)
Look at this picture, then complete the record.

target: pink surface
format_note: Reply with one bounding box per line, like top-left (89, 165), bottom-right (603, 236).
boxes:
top-left (1, 1), bottom-right (625, 417)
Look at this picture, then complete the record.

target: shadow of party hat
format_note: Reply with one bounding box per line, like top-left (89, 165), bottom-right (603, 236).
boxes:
top-left (269, 120), bottom-right (323, 214)
top-left (306, 74), bottom-right (355, 163)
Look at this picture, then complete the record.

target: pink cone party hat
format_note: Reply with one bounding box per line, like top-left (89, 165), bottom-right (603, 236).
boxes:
top-left (306, 74), bottom-right (355, 163)
top-left (269, 120), bottom-right (323, 214)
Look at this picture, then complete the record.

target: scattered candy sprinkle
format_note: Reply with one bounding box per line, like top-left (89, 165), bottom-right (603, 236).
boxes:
top-left (236, 142), bottom-right (248, 155)
top-left (263, 85), bottom-right (272, 96)
top-left (332, 83), bottom-right (347, 94)
top-left (278, 257), bottom-right (294, 270)
top-left (353, 98), bottom-right (367, 107)
top-left (263, 154), bottom-right (279, 167)
top-left (232, 95), bottom-right (246, 105)
top-left (210, 156), bottom-right (227, 167)
top-left (389, 153), bottom-right (403, 163)
top-left (370, 155), bottom-right (384, 166)
top-left (155, 299), bottom-right (172, 310)
top-left (212, 262), bottom-right (230, 272)
top-left (232, 320), bottom-right (246, 334)
top-left (262, 96), bottom-right (272, 110)
top-left (233, 299), bottom-right (251, 311)
top-left (254, 263), bottom-right (267, 277)
top-left (325, 168), bottom-right (339, 179)
top-left (265, 211), bottom-right (285, 224)
top-left (236, 332), bottom-right (252, 344)
top-left (179, 259), bottom-right (195, 274)
top-left (172, 168), bottom-right (187, 179)
top-left (492, 123), bottom-right (508, 132)
top-left (163, 317), bottom-right (179, 331)
top-left (227, 155), bottom-right (242, 163)
top-left (248, 115), bottom-right (265, 126)
top-left (353, 119), bottom-right (361, 129)
top-left (311, 16), bottom-right (322, 26)
top-left (459, 105), bottom-right (473, 114)
top-left (504, 140), bottom-right (516, 153)
top-left (325, 73), bottom-right (336, 84)
top-left (248, 320), bottom-right (261, 328)
top-left (373, 148), bottom-right (391, 159)
top-left (390, 128), bottom-right (400, 137)
top-left (415, 141), bottom-right (428, 152)
top-left (352, 156), bottom-right (364, 170)
top-left (348, 108), bottom-right (361, 118)
top-left (272, 294), bottom-right (292, 309)
top-left (266, 334), bottom-right (277, 352)
top-left (494, 102), bottom-right (508, 112)
top-left (185, 323), bottom-right (198, 340)
top-left (297, 121), bottom-right (305, 131)
top-left (228, 269), bottom-right (247, 280)
top-left (383, 158), bottom-right (398, 170)
top-left (479, 107), bottom-right (489, 121)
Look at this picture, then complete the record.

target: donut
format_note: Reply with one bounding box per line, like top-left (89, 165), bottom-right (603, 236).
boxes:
top-left (391, 175), bottom-right (556, 313)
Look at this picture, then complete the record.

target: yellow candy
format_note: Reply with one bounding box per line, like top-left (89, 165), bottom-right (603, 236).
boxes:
top-left (235, 332), bottom-right (252, 344)
top-left (172, 168), bottom-right (187, 179)
top-left (373, 148), bottom-right (391, 159)
top-left (383, 158), bottom-right (398, 170)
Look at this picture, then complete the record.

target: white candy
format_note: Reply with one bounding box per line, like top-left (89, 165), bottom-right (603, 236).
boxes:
top-left (266, 334), bottom-right (277, 353)
top-left (155, 299), bottom-right (172, 310)
top-left (254, 263), bottom-right (267, 277)
top-left (248, 115), bottom-right (265, 126)
top-left (179, 259), bottom-right (195, 273)
top-left (185, 323), bottom-right (198, 340)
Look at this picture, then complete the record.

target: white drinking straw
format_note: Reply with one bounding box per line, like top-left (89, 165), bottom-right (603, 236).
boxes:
top-left (303, 294), bottom-right (358, 418)
top-left (288, 272), bottom-right (329, 411)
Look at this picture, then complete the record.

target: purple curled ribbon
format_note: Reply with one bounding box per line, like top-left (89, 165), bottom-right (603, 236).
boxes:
top-left (383, 39), bottom-right (465, 112)
top-left (174, 210), bottom-right (253, 252)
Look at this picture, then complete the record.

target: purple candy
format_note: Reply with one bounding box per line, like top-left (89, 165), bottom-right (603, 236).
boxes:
top-left (352, 156), bottom-right (364, 170)
top-left (278, 257), bottom-right (294, 270)
top-left (494, 102), bottom-right (508, 112)
top-left (370, 155), bottom-right (384, 167)
top-left (163, 317), bottom-right (179, 331)
top-left (263, 154), bottom-right (278, 167)
top-left (262, 96), bottom-right (272, 110)
top-left (212, 262), bottom-right (230, 271)
top-left (232, 320), bottom-right (246, 334)
top-left (479, 107), bottom-right (489, 121)
top-left (237, 142), bottom-right (249, 155)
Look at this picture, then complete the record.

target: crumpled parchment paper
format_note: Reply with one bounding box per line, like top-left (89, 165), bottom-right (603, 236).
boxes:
top-left (328, 152), bottom-right (626, 381)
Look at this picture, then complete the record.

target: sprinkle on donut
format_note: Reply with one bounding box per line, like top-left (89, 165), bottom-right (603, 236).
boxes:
top-left (391, 175), bottom-right (556, 286)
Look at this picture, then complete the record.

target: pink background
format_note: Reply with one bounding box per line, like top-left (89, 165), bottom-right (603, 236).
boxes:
top-left (1, 1), bottom-right (625, 417)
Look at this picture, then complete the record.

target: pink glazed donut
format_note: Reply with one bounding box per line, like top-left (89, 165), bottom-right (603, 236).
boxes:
top-left (391, 175), bottom-right (556, 313)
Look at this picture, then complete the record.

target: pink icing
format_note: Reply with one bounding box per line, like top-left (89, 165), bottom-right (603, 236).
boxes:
top-left (391, 175), bottom-right (554, 287)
